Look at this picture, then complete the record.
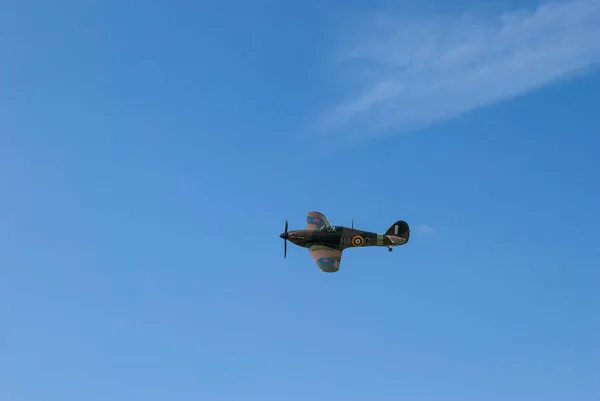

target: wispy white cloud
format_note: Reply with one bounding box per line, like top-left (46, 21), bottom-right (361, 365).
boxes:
top-left (319, 0), bottom-right (600, 139)
top-left (415, 224), bottom-right (435, 234)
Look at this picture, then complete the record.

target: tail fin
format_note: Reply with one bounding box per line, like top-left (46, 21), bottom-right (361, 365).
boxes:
top-left (385, 220), bottom-right (410, 242)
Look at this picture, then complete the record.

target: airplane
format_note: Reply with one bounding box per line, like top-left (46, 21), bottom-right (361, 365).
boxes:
top-left (279, 211), bottom-right (410, 272)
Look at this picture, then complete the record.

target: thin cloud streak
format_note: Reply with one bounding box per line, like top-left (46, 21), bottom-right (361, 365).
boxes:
top-left (415, 224), bottom-right (435, 234)
top-left (320, 0), bottom-right (600, 138)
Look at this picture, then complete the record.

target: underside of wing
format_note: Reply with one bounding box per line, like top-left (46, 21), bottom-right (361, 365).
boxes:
top-left (309, 245), bottom-right (342, 273)
top-left (306, 211), bottom-right (330, 231)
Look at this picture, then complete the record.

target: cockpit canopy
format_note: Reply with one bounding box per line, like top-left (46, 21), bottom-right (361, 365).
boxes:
top-left (319, 225), bottom-right (337, 233)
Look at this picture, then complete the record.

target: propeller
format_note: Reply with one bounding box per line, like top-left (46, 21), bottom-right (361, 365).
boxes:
top-left (280, 219), bottom-right (288, 258)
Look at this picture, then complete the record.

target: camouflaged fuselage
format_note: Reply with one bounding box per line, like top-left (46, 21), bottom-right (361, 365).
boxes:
top-left (286, 226), bottom-right (405, 251)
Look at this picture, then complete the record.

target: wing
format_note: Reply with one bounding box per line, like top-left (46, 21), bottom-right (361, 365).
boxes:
top-left (306, 211), bottom-right (330, 231)
top-left (309, 245), bottom-right (342, 273)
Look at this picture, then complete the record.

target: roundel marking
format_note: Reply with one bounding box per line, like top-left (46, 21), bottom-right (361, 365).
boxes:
top-left (317, 257), bottom-right (335, 265)
top-left (351, 235), bottom-right (364, 246)
top-left (308, 216), bottom-right (324, 225)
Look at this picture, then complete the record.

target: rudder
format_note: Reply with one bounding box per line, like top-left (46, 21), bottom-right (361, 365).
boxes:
top-left (385, 220), bottom-right (410, 242)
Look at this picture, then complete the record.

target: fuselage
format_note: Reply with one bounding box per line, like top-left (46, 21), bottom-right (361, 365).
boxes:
top-left (285, 225), bottom-right (406, 251)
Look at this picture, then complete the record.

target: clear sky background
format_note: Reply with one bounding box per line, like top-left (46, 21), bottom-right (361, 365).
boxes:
top-left (2, 1), bottom-right (599, 400)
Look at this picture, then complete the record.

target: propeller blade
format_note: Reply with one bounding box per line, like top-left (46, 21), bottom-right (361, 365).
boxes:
top-left (282, 219), bottom-right (289, 259)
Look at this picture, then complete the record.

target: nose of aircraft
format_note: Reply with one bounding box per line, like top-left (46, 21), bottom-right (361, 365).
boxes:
top-left (280, 232), bottom-right (288, 239)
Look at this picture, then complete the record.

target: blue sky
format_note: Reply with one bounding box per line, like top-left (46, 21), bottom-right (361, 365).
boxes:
top-left (1, 0), bottom-right (599, 400)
